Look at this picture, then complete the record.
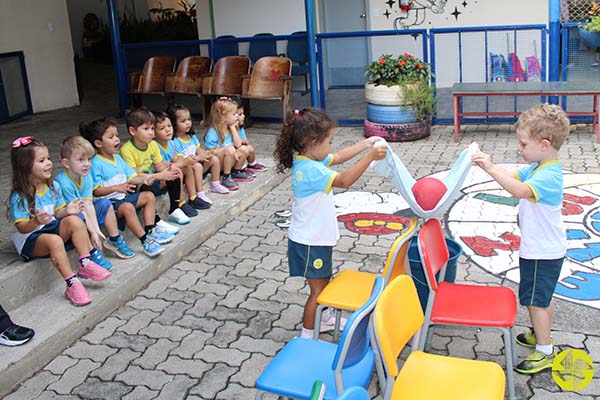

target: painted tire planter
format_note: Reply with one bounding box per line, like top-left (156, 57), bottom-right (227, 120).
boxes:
top-left (363, 119), bottom-right (430, 142)
top-left (364, 82), bottom-right (415, 106)
top-left (579, 28), bottom-right (600, 49)
top-left (366, 103), bottom-right (417, 124)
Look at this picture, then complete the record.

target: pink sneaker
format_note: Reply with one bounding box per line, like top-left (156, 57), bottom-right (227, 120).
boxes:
top-left (65, 280), bottom-right (92, 306)
top-left (78, 258), bottom-right (112, 281)
top-left (247, 162), bottom-right (267, 172)
top-left (210, 181), bottom-right (230, 194)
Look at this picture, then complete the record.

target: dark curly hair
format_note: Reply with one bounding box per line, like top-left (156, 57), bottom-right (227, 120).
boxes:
top-left (273, 109), bottom-right (335, 174)
top-left (79, 117), bottom-right (117, 149)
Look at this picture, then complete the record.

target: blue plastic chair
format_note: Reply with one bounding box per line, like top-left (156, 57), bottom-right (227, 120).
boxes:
top-left (255, 277), bottom-right (384, 400)
top-left (249, 33), bottom-right (277, 64)
top-left (287, 31), bottom-right (310, 93)
top-left (310, 381), bottom-right (370, 400)
top-left (214, 35), bottom-right (239, 60)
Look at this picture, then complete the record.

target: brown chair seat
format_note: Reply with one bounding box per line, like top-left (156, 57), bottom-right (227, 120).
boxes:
top-left (165, 56), bottom-right (212, 94)
top-left (201, 56), bottom-right (250, 120)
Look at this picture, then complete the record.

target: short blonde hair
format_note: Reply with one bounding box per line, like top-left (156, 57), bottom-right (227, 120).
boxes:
top-left (61, 135), bottom-right (95, 159)
top-left (515, 103), bottom-right (570, 150)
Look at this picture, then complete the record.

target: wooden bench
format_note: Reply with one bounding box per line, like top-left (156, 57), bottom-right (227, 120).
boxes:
top-left (452, 81), bottom-right (600, 143)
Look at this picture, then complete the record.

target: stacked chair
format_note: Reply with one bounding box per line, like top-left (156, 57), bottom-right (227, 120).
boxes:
top-left (201, 55), bottom-right (250, 120)
top-left (129, 56), bottom-right (176, 107)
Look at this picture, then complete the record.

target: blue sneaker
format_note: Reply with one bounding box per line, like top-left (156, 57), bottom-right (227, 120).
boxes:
top-left (104, 236), bottom-right (136, 259)
top-left (150, 229), bottom-right (175, 244)
top-left (143, 237), bottom-right (165, 257)
top-left (90, 248), bottom-right (112, 271)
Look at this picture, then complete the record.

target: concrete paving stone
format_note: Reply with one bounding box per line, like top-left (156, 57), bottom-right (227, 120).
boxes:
top-left (433, 325), bottom-right (478, 340)
top-left (334, 249), bottom-right (368, 263)
top-left (156, 288), bottom-right (200, 304)
top-left (172, 259), bottom-right (208, 272)
top-left (194, 345), bottom-right (250, 366)
top-left (530, 390), bottom-right (594, 399)
top-left (215, 383), bottom-right (253, 400)
top-left (132, 338), bottom-right (179, 369)
top-left (90, 348), bottom-right (140, 381)
top-left (429, 333), bottom-right (451, 352)
top-left (230, 353), bottom-right (271, 387)
top-left (171, 271), bottom-right (204, 291)
top-left (272, 290), bottom-right (307, 307)
top-left (126, 297), bottom-right (171, 313)
top-left (236, 226), bottom-right (272, 238)
top-left (223, 275), bottom-right (264, 289)
top-left (33, 393), bottom-right (80, 400)
top-left (551, 330), bottom-right (587, 349)
top-left (4, 371), bottom-right (59, 400)
top-left (111, 305), bottom-right (140, 321)
top-left (230, 336), bottom-right (281, 357)
top-left (200, 266), bottom-right (233, 284)
top-left (102, 332), bottom-right (156, 352)
top-left (138, 322), bottom-right (192, 341)
top-left (174, 315), bottom-right (223, 333)
top-left (218, 285), bottom-right (253, 308)
top-left (241, 311), bottom-right (280, 338)
top-left (156, 356), bottom-right (210, 379)
top-left (220, 220), bottom-right (245, 234)
top-left (249, 280), bottom-right (279, 301)
top-left (154, 302), bottom-right (193, 325)
top-left (240, 297), bottom-right (287, 314)
top-left (137, 276), bottom-right (174, 298)
top-left (118, 309), bottom-right (159, 335)
top-left (171, 330), bottom-right (212, 359)
top-left (206, 320), bottom-right (245, 348)
top-left (259, 253), bottom-right (286, 270)
top-left (188, 281), bottom-right (230, 296)
top-left (226, 259), bottom-right (261, 277)
top-left (280, 277), bottom-right (307, 293)
top-left (81, 317), bottom-right (127, 344)
top-left (233, 246), bottom-right (267, 261)
top-left (47, 359), bottom-right (100, 395)
top-left (335, 237), bottom-right (356, 253)
top-left (72, 377), bottom-right (133, 400)
top-left (159, 265), bottom-right (187, 281)
top-left (154, 375), bottom-right (198, 400)
top-left (584, 336), bottom-right (600, 362)
top-left (121, 386), bottom-right (159, 400)
top-left (273, 303), bottom-right (303, 329)
top-left (262, 230), bottom-right (286, 247)
top-left (186, 293), bottom-right (221, 318)
top-left (63, 342), bottom-right (118, 363)
top-left (261, 326), bottom-right (297, 344)
top-left (577, 376), bottom-right (600, 397)
top-left (254, 244), bottom-right (287, 256)
top-left (44, 355), bottom-right (78, 375)
top-left (115, 365), bottom-right (174, 391)
top-left (188, 363), bottom-right (237, 399)
top-left (474, 329), bottom-right (506, 356)
top-left (248, 267), bottom-right (288, 281)
top-left (446, 336), bottom-right (477, 360)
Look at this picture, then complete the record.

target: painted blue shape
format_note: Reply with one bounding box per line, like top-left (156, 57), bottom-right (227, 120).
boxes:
top-left (593, 221), bottom-right (600, 234)
top-left (555, 271), bottom-right (600, 301)
top-left (567, 242), bottom-right (600, 262)
top-left (567, 229), bottom-right (590, 240)
top-left (591, 211), bottom-right (600, 220)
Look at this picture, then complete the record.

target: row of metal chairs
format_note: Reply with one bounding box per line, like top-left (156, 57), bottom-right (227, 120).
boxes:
top-left (255, 218), bottom-right (518, 399)
top-left (129, 55), bottom-right (292, 122)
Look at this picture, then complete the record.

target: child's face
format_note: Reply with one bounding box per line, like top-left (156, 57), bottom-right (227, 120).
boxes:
top-left (130, 122), bottom-right (155, 145)
top-left (31, 146), bottom-right (53, 183)
top-left (237, 107), bottom-right (245, 126)
top-left (175, 110), bottom-right (192, 134)
top-left (63, 149), bottom-right (92, 177)
top-left (309, 128), bottom-right (335, 161)
top-left (155, 118), bottom-right (174, 142)
top-left (223, 107), bottom-right (238, 127)
top-left (96, 125), bottom-right (121, 155)
top-left (516, 129), bottom-right (546, 164)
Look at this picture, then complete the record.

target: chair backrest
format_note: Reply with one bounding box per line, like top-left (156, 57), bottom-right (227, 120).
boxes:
top-left (246, 56), bottom-right (291, 98)
top-left (214, 35), bottom-right (239, 60)
top-left (331, 276), bottom-right (384, 392)
top-left (171, 56), bottom-right (211, 93)
top-left (380, 217), bottom-right (417, 284)
top-left (249, 32), bottom-right (278, 63)
top-left (138, 56), bottom-right (176, 93)
top-left (417, 218), bottom-right (449, 292)
top-left (287, 31), bottom-right (309, 64)
top-left (209, 56), bottom-right (250, 95)
top-left (374, 275), bottom-right (424, 379)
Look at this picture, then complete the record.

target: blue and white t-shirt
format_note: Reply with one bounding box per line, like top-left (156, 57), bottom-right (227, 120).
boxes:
top-left (156, 140), bottom-right (176, 163)
top-left (205, 127), bottom-right (233, 150)
top-left (238, 127), bottom-right (248, 141)
top-left (55, 170), bottom-right (94, 202)
top-left (173, 134), bottom-right (201, 158)
top-left (288, 154), bottom-right (339, 246)
top-left (90, 154), bottom-right (137, 201)
top-left (9, 182), bottom-right (66, 254)
top-left (515, 161), bottom-right (566, 259)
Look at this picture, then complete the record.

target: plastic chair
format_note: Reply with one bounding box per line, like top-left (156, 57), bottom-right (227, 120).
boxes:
top-left (287, 31), bottom-right (310, 93)
top-left (241, 56), bottom-right (292, 122)
top-left (165, 56), bottom-right (212, 94)
top-left (201, 56), bottom-right (250, 120)
top-left (310, 381), bottom-right (370, 400)
top-left (417, 218), bottom-right (517, 400)
top-left (249, 33), bottom-right (278, 64)
top-left (314, 216), bottom-right (417, 341)
top-left (213, 35), bottom-right (239, 60)
top-left (255, 277), bottom-right (384, 400)
top-left (373, 275), bottom-right (506, 400)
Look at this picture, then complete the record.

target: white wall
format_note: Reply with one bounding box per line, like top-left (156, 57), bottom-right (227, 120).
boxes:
top-left (0, 0), bottom-right (79, 113)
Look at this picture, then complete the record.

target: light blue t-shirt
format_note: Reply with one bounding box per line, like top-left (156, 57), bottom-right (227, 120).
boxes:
top-left (239, 127), bottom-right (247, 141)
top-left (205, 127), bottom-right (233, 150)
top-left (90, 154), bottom-right (137, 200)
top-left (156, 140), bottom-right (176, 163)
top-left (55, 171), bottom-right (94, 202)
top-left (173, 134), bottom-right (201, 158)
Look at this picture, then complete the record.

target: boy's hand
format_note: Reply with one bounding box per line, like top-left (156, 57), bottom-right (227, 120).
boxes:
top-left (183, 156), bottom-right (196, 166)
top-left (367, 145), bottom-right (387, 160)
top-left (31, 209), bottom-right (53, 225)
top-left (66, 199), bottom-right (85, 215)
top-left (471, 150), bottom-right (494, 172)
top-left (90, 230), bottom-right (106, 249)
top-left (364, 136), bottom-right (383, 148)
top-left (117, 182), bottom-right (137, 193)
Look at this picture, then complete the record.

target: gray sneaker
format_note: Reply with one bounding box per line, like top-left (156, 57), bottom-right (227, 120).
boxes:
top-left (221, 176), bottom-right (239, 191)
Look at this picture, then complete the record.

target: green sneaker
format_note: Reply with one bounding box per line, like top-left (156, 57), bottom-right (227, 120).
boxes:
top-left (515, 349), bottom-right (557, 374)
top-left (516, 329), bottom-right (537, 347)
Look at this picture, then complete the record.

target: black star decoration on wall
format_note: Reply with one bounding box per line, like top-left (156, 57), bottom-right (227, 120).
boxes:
top-left (451, 6), bottom-right (461, 20)
top-left (462, 1), bottom-right (468, 7)
top-left (386, 0), bottom-right (396, 8)
top-left (384, 9), bottom-right (391, 18)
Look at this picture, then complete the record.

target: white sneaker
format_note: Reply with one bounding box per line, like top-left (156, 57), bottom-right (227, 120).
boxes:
top-left (156, 219), bottom-right (180, 235)
top-left (168, 208), bottom-right (191, 225)
top-left (198, 192), bottom-right (213, 205)
top-left (320, 309), bottom-right (347, 333)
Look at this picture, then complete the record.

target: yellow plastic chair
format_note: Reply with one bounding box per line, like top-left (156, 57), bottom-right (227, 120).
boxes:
top-left (314, 217), bottom-right (417, 341)
top-left (373, 275), bottom-right (506, 400)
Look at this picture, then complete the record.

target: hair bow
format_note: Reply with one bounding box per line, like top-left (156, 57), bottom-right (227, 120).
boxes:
top-left (12, 136), bottom-right (34, 148)
top-left (293, 109), bottom-right (302, 116)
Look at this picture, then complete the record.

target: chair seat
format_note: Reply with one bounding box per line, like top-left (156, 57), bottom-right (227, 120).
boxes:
top-left (292, 64), bottom-right (309, 75)
top-left (430, 282), bottom-right (517, 327)
top-left (393, 350), bottom-right (505, 399)
top-left (255, 337), bottom-right (375, 400)
top-left (317, 270), bottom-right (377, 311)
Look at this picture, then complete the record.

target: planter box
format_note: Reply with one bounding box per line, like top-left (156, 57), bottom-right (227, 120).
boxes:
top-left (363, 119), bottom-right (430, 142)
top-left (364, 82), bottom-right (414, 106)
top-left (579, 28), bottom-right (600, 49)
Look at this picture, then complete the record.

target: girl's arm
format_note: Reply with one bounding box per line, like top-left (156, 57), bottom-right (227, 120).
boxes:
top-left (230, 125), bottom-right (243, 148)
top-left (331, 137), bottom-right (379, 166)
top-left (54, 199), bottom-right (85, 220)
top-left (471, 151), bottom-right (533, 198)
top-left (332, 145), bottom-right (387, 188)
top-left (14, 209), bottom-right (53, 234)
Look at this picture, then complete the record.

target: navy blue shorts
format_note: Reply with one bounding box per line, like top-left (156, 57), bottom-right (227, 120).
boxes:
top-left (93, 198), bottom-right (112, 227)
top-left (110, 193), bottom-right (141, 231)
top-left (20, 219), bottom-right (74, 262)
top-left (519, 257), bottom-right (564, 308)
top-left (140, 180), bottom-right (167, 197)
top-left (288, 239), bottom-right (333, 279)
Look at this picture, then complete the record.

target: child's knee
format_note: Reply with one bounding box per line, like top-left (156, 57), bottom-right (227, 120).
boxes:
top-left (225, 146), bottom-right (236, 156)
top-left (62, 214), bottom-right (85, 229)
top-left (118, 202), bottom-right (136, 217)
top-left (139, 191), bottom-right (156, 205)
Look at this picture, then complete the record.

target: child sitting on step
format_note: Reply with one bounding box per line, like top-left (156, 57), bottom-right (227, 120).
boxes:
top-left (231, 98), bottom-right (267, 175)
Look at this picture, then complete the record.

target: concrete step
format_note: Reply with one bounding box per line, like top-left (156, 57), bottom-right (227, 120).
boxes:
top-left (0, 165), bottom-right (287, 397)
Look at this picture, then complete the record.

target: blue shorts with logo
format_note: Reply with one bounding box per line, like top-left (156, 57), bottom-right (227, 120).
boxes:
top-left (20, 219), bottom-right (74, 262)
top-left (110, 193), bottom-right (141, 231)
top-left (288, 239), bottom-right (333, 279)
top-left (92, 198), bottom-right (112, 227)
top-left (519, 257), bottom-right (564, 308)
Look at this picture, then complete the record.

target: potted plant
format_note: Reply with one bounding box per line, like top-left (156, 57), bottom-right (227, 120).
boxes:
top-left (579, 1), bottom-right (600, 49)
top-left (363, 53), bottom-right (435, 141)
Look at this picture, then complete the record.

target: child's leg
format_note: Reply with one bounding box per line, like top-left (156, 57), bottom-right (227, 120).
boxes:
top-left (183, 165), bottom-right (197, 198)
top-left (233, 147), bottom-right (249, 170)
top-left (117, 202), bottom-right (146, 238)
top-left (303, 278), bottom-right (330, 329)
top-left (30, 234), bottom-right (74, 278)
top-left (136, 191), bottom-right (157, 231)
top-left (220, 147), bottom-right (235, 174)
top-left (209, 157), bottom-right (221, 182)
top-left (529, 305), bottom-right (553, 346)
top-left (58, 215), bottom-right (92, 257)
top-left (246, 144), bottom-right (256, 164)
top-left (102, 203), bottom-right (120, 238)
top-left (191, 163), bottom-right (204, 195)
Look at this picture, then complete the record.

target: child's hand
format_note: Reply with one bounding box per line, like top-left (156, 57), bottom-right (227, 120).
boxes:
top-left (367, 145), bottom-right (387, 160)
top-left (66, 199), bottom-right (85, 215)
top-left (241, 139), bottom-right (249, 145)
top-left (31, 209), bottom-right (53, 225)
top-left (364, 136), bottom-right (383, 148)
top-left (143, 176), bottom-right (155, 186)
top-left (183, 157), bottom-right (196, 166)
top-left (471, 150), bottom-right (494, 172)
top-left (117, 182), bottom-right (137, 193)
top-left (160, 166), bottom-right (180, 181)
top-left (90, 230), bottom-right (106, 249)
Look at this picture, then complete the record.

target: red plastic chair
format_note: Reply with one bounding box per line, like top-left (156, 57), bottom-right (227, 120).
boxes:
top-left (416, 218), bottom-right (517, 400)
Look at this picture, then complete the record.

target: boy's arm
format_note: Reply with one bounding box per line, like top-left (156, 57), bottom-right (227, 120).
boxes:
top-left (331, 137), bottom-right (379, 166)
top-left (82, 199), bottom-right (105, 248)
top-left (93, 182), bottom-right (137, 197)
top-left (151, 161), bottom-right (181, 180)
top-left (333, 145), bottom-right (387, 188)
top-left (471, 152), bottom-right (533, 199)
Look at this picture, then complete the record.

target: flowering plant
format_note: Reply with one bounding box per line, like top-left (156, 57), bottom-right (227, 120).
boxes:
top-left (583, 1), bottom-right (600, 32)
top-left (365, 53), bottom-right (431, 86)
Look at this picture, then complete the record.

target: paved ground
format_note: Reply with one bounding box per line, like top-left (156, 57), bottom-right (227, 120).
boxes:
top-left (2, 116), bottom-right (600, 399)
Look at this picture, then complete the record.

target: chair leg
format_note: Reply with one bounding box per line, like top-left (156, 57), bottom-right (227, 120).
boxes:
top-left (255, 389), bottom-right (265, 399)
top-left (202, 94), bottom-right (212, 124)
top-left (369, 322), bottom-right (387, 394)
top-left (314, 304), bottom-right (325, 340)
top-left (332, 308), bottom-right (342, 341)
top-left (503, 326), bottom-right (517, 400)
top-left (417, 321), bottom-right (430, 351)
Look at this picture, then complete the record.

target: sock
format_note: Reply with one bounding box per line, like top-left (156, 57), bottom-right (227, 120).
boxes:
top-left (300, 327), bottom-right (314, 339)
top-left (154, 214), bottom-right (161, 224)
top-left (536, 343), bottom-right (553, 356)
top-left (90, 248), bottom-right (99, 256)
top-left (223, 173), bottom-right (231, 179)
top-left (109, 235), bottom-right (120, 242)
top-left (79, 253), bottom-right (91, 266)
top-left (144, 225), bottom-right (155, 235)
top-left (248, 162), bottom-right (256, 167)
top-left (64, 274), bottom-right (77, 287)
top-left (197, 191), bottom-right (205, 197)
top-left (211, 181), bottom-right (220, 187)
top-left (190, 195), bottom-right (197, 201)
top-left (178, 200), bottom-right (185, 207)
top-left (139, 233), bottom-right (147, 244)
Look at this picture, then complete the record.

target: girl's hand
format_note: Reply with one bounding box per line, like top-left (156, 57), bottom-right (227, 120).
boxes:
top-left (90, 230), bottom-right (106, 249)
top-left (364, 136), bottom-right (383, 148)
top-left (183, 156), bottom-right (196, 166)
top-left (66, 199), bottom-right (85, 215)
top-left (241, 139), bottom-right (249, 145)
top-left (367, 145), bottom-right (387, 161)
top-left (31, 209), bottom-right (53, 225)
top-left (471, 151), bottom-right (494, 172)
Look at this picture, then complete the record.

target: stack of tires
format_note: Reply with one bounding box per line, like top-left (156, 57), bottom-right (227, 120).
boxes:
top-left (363, 82), bottom-right (430, 142)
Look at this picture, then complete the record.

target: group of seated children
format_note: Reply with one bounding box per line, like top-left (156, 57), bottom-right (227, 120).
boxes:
top-left (8, 97), bottom-right (265, 306)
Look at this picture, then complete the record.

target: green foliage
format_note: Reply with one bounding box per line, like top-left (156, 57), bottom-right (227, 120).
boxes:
top-left (402, 80), bottom-right (436, 120)
top-left (583, 1), bottom-right (600, 32)
top-left (365, 53), bottom-right (431, 86)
